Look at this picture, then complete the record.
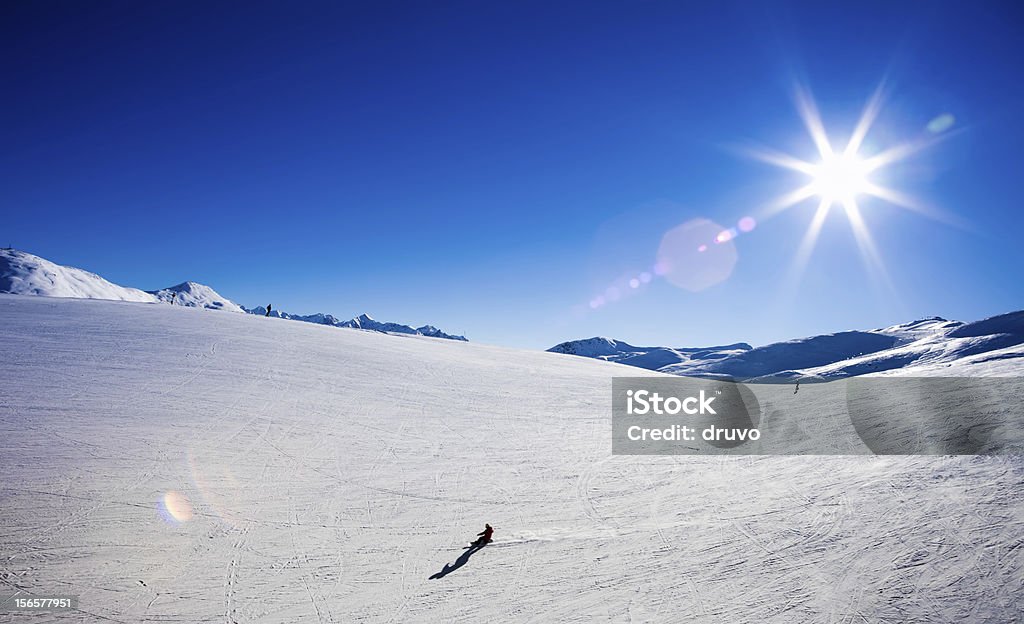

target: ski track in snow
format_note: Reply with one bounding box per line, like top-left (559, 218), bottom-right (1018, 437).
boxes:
top-left (0, 294), bottom-right (1022, 622)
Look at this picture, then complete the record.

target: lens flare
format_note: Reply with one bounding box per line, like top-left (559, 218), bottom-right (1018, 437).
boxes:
top-left (657, 218), bottom-right (737, 292)
top-left (927, 113), bottom-right (955, 134)
top-left (160, 490), bottom-right (193, 523)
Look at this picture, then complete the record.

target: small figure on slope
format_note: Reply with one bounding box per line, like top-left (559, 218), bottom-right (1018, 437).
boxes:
top-left (472, 524), bottom-right (494, 547)
top-left (265, 304), bottom-right (273, 317)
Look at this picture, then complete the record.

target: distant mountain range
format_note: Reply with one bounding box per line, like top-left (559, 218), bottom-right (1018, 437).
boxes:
top-left (242, 307), bottom-right (467, 341)
top-left (0, 249), bottom-right (467, 341)
top-left (550, 311), bottom-right (1024, 379)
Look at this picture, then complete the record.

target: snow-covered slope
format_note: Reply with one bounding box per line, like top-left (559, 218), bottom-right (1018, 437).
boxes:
top-left (0, 248), bottom-right (157, 302)
top-left (549, 337), bottom-right (751, 371)
top-left (149, 281), bottom-right (244, 313)
top-left (1, 293), bottom-right (1021, 622)
top-left (553, 311), bottom-right (1024, 380)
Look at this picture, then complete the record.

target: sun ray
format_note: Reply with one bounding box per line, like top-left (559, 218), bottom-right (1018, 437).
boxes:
top-left (862, 127), bottom-right (964, 173)
top-left (845, 83), bottom-right (886, 156)
top-left (794, 84), bottom-right (833, 158)
top-left (740, 145), bottom-right (817, 175)
top-left (862, 182), bottom-right (971, 230)
top-left (785, 199), bottom-right (832, 287)
top-left (842, 199), bottom-right (897, 297)
top-left (760, 183), bottom-right (817, 219)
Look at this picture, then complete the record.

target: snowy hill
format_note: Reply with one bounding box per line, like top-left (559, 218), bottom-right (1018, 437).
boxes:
top-left (0, 293), bottom-right (1020, 622)
top-left (548, 337), bottom-right (751, 371)
top-left (0, 248), bottom-right (157, 302)
top-left (552, 310), bottom-right (1024, 380)
top-left (149, 281), bottom-right (245, 313)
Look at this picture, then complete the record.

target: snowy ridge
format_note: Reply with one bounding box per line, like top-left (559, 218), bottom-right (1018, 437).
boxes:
top-left (148, 281), bottom-right (244, 313)
top-left (1, 249), bottom-right (465, 340)
top-left (552, 310), bottom-right (1024, 380)
top-left (547, 337), bottom-right (751, 371)
top-left (246, 308), bottom-right (468, 341)
top-left (0, 248), bottom-right (157, 302)
top-left (339, 313), bottom-right (468, 341)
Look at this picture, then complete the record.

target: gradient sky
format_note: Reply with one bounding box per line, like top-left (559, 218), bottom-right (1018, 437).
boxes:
top-left (3, 1), bottom-right (1023, 349)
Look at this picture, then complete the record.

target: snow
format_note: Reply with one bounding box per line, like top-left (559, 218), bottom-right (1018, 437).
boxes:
top-left (338, 313), bottom-right (468, 342)
top-left (246, 308), bottom-right (469, 341)
top-left (0, 249), bottom-right (465, 341)
top-left (548, 337), bottom-right (751, 371)
top-left (554, 310), bottom-right (1024, 381)
top-left (149, 281), bottom-right (245, 313)
top-left (1, 294), bottom-right (1021, 622)
top-left (0, 249), bottom-right (157, 303)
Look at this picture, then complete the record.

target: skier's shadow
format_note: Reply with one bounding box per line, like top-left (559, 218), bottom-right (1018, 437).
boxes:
top-left (428, 544), bottom-right (485, 579)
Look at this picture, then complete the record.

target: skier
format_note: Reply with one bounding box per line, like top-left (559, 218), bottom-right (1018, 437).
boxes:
top-left (170, 292), bottom-right (177, 305)
top-left (472, 524), bottom-right (494, 547)
top-left (265, 304), bottom-right (272, 317)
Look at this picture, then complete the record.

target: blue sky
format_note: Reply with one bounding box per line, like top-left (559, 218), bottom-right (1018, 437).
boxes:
top-left (3, 1), bottom-right (1023, 349)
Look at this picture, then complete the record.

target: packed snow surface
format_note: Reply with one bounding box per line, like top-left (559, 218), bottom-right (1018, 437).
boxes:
top-left (1, 294), bottom-right (1022, 622)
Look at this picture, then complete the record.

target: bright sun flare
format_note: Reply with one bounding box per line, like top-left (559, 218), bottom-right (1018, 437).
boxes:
top-left (741, 83), bottom-right (953, 291)
top-left (809, 152), bottom-right (869, 204)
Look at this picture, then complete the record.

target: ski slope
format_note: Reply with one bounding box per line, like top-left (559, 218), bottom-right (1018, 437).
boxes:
top-left (1, 294), bottom-right (1021, 622)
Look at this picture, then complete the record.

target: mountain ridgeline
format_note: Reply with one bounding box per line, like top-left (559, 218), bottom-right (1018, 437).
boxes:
top-left (549, 313), bottom-right (1024, 380)
top-left (0, 248), bottom-right (467, 342)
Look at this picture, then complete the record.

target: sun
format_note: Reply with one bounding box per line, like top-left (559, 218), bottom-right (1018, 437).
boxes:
top-left (738, 82), bottom-right (954, 292)
top-left (809, 151), bottom-right (870, 205)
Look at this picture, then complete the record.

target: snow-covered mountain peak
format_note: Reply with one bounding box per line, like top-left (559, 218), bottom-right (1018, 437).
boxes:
top-left (148, 281), bottom-right (244, 313)
top-left (548, 337), bottom-right (753, 371)
top-left (549, 337), bottom-right (637, 358)
top-left (554, 309), bottom-right (1024, 380)
top-left (0, 248), bottom-right (158, 303)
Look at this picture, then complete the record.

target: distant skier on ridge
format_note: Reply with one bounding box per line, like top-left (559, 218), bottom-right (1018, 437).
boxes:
top-left (265, 304), bottom-right (272, 317)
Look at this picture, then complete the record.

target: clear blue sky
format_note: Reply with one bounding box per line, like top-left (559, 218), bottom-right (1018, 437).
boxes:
top-left (3, 1), bottom-right (1023, 349)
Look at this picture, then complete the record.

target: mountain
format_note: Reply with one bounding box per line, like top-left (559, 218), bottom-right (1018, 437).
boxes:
top-left (1, 249), bottom-right (465, 340)
top-left (0, 248), bottom-right (157, 302)
top-left (339, 313), bottom-right (468, 341)
top-left (547, 337), bottom-right (751, 371)
top-left (148, 281), bottom-right (244, 313)
top-left (550, 311), bottom-right (1024, 380)
top-left (244, 308), bottom-right (468, 341)
top-left (1, 293), bottom-right (1018, 622)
